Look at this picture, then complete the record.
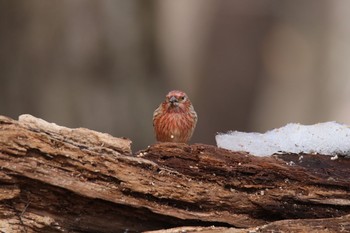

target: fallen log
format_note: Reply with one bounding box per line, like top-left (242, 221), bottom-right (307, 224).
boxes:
top-left (0, 115), bottom-right (349, 232)
top-left (145, 214), bottom-right (350, 233)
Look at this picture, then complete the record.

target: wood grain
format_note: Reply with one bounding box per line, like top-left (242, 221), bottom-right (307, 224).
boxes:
top-left (0, 115), bottom-right (349, 232)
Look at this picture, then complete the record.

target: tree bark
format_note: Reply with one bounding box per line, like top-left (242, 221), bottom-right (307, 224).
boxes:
top-left (0, 115), bottom-right (349, 233)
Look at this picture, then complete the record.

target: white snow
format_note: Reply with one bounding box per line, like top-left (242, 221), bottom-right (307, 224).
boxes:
top-left (216, 122), bottom-right (350, 157)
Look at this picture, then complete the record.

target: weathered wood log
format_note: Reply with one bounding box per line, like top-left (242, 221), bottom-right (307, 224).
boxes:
top-left (0, 115), bottom-right (349, 232)
top-left (146, 214), bottom-right (350, 233)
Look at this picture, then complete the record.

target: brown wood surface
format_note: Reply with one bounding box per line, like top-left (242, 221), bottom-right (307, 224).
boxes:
top-left (0, 115), bottom-right (349, 232)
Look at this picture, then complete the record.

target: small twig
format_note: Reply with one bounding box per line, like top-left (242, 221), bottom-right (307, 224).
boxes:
top-left (20, 201), bottom-right (31, 217)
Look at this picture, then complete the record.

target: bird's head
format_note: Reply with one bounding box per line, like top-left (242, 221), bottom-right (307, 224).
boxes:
top-left (164, 90), bottom-right (191, 112)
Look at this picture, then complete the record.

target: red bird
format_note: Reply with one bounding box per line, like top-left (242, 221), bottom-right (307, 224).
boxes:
top-left (153, 90), bottom-right (197, 143)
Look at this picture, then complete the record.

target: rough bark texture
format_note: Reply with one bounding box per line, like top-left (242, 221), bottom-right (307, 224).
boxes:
top-left (0, 115), bottom-right (349, 233)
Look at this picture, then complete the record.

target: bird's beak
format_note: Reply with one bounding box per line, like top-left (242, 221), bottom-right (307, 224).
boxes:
top-left (169, 96), bottom-right (178, 105)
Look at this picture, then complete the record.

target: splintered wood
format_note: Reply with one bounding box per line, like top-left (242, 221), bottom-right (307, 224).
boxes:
top-left (0, 115), bottom-right (349, 233)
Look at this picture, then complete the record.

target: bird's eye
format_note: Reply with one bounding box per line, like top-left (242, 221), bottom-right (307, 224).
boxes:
top-left (180, 96), bottom-right (186, 101)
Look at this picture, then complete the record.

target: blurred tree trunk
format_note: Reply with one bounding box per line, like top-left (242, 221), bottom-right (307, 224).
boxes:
top-left (0, 0), bottom-right (158, 151)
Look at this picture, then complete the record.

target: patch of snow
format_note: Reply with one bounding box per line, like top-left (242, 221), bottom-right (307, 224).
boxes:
top-left (216, 122), bottom-right (350, 157)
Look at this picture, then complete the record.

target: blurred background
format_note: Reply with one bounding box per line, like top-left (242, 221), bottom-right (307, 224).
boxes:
top-left (1, 0), bottom-right (350, 151)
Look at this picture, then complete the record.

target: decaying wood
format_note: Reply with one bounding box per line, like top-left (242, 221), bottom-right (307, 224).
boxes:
top-left (146, 214), bottom-right (350, 233)
top-left (0, 114), bottom-right (349, 232)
